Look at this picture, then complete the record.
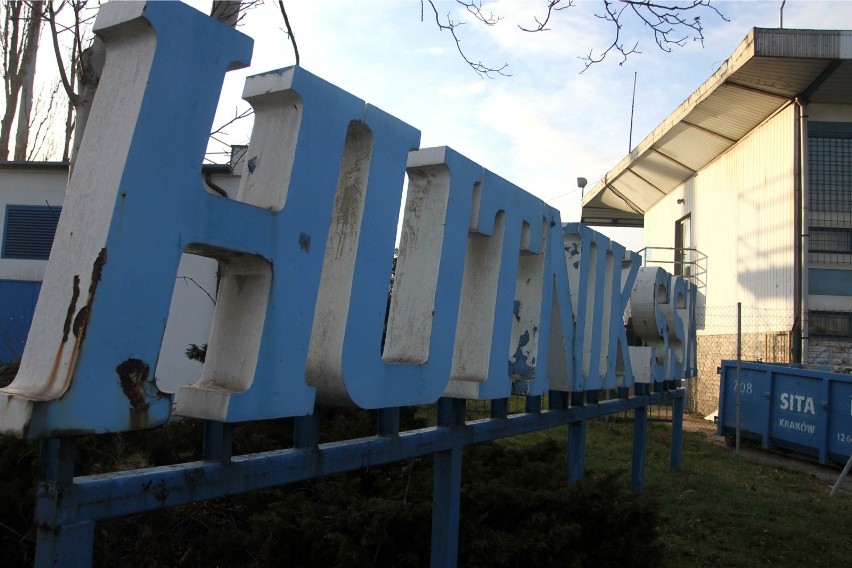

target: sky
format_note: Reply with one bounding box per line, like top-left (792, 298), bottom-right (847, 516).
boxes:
top-left (39, 1), bottom-right (852, 250)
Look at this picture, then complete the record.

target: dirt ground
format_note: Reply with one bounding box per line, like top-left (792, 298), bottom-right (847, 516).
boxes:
top-left (681, 412), bottom-right (852, 495)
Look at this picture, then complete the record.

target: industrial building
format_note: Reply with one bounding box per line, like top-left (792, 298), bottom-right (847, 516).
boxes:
top-left (582, 28), bottom-right (852, 414)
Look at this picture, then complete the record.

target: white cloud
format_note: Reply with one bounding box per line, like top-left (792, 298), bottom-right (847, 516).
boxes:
top-left (436, 81), bottom-right (488, 98)
top-left (416, 46), bottom-right (446, 55)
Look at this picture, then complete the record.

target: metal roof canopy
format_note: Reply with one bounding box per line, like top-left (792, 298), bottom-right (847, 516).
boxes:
top-left (581, 28), bottom-right (852, 227)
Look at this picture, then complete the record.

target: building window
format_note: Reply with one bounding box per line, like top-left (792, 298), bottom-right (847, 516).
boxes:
top-left (809, 123), bottom-right (852, 266)
top-left (810, 227), bottom-right (852, 253)
top-left (2, 205), bottom-right (62, 260)
top-left (810, 311), bottom-right (852, 338)
top-left (809, 136), bottom-right (852, 213)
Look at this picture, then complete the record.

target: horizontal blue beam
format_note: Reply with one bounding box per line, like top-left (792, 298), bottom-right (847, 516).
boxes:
top-left (40, 390), bottom-right (683, 525)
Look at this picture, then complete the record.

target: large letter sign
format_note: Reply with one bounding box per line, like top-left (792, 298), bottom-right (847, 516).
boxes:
top-left (0, 4), bottom-right (700, 565)
top-left (0, 1), bottom-right (256, 436)
top-left (563, 224), bottom-right (641, 394)
top-left (0, 1), bottom-right (697, 439)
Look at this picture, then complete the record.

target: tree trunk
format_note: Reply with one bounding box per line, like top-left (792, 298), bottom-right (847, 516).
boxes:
top-left (0, 0), bottom-right (23, 159)
top-left (210, 1), bottom-right (243, 27)
top-left (12, 1), bottom-right (42, 161)
top-left (62, 40), bottom-right (78, 163)
top-left (68, 36), bottom-right (104, 172)
top-left (0, 1), bottom-right (42, 160)
top-left (67, 2), bottom-right (243, 170)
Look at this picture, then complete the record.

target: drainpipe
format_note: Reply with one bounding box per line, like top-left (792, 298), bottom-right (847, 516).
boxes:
top-left (799, 99), bottom-right (810, 364)
top-left (792, 98), bottom-right (809, 364)
top-left (204, 170), bottom-right (229, 198)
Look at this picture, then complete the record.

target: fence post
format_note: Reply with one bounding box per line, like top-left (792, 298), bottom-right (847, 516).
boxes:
top-left (736, 301), bottom-right (742, 457)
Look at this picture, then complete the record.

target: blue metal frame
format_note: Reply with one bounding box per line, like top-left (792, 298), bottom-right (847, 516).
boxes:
top-left (35, 389), bottom-right (684, 567)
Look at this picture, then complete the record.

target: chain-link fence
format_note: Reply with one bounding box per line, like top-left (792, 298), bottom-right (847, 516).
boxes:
top-left (688, 305), bottom-right (852, 416)
top-left (688, 305), bottom-right (794, 416)
top-left (465, 305), bottom-right (801, 419)
top-left (428, 305), bottom-right (851, 420)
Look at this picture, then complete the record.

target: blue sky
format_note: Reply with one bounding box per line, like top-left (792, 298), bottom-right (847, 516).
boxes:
top-left (188, 1), bottom-right (852, 248)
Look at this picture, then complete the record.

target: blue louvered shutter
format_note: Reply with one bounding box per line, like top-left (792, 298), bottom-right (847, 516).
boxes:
top-left (2, 205), bottom-right (62, 260)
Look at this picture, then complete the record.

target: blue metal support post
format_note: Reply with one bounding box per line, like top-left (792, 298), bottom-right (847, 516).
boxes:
top-left (549, 390), bottom-right (569, 410)
top-left (491, 398), bottom-right (508, 419)
top-left (431, 398), bottom-right (466, 568)
top-left (203, 421), bottom-right (234, 462)
top-left (294, 413), bottom-right (321, 449)
top-left (377, 407), bottom-right (401, 436)
top-left (525, 395), bottom-right (542, 414)
top-left (632, 403), bottom-right (648, 492)
top-left (36, 439), bottom-right (95, 568)
top-left (567, 392), bottom-right (586, 483)
top-left (670, 393), bottom-right (684, 471)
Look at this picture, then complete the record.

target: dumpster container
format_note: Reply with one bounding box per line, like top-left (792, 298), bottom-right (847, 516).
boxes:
top-left (717, 360), bottom-right (852, 465)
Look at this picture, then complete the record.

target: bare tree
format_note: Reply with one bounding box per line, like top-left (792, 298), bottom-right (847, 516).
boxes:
top-left (26, 79), bottom-right (63, 160)
top-left (422, 0), bottom-right (510, 78)
top-left (46, 0), bottom-right (259, 168)
top-left (1, 0), bottom-right (44, 160)
top-left (44, 0), bottom-right (101, 170)
top-left (579, 0), bottom-right (729, 72)
top-left (420, 0), bottom-right (727, 78)
top-left (2, 0), bottom-right (728, 162)
top-left (211, 0), bottom-right (260, 27)
top-left (11, 1), bottom-right (42, 160)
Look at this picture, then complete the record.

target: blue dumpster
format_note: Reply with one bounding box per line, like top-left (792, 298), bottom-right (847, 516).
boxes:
top-left (718, 360), bottom-right (852, 465)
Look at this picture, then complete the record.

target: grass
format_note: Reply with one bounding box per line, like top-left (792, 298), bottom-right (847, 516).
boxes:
top-left (381, 398), bottom-right (852, 567)
top-left (1, 368), bottom-right (851, 566)
top-left (530, 416), bottom-right (852, 568)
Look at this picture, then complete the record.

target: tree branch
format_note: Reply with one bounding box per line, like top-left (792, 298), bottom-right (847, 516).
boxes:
top-left (277, 0), bottom-right (300, 65)
top-left (422, 0), bottom-right (510, 79)
top-left (46, 1), bottom-right (79, 105)
top-left (209, 106), bottom-right (254, 139)
top-left (457, 1), bottom-right (501, 26)
top-left (518, 0), bottom-right (572, 33)
top-left (579, 0), bottom-right (726, 72)
top-left (210, 0), bottom-right (262, 27)
top-left (177, 276), bottom-right (217, 305)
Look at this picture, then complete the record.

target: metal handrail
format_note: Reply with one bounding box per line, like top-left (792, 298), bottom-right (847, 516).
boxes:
top-left (637, 246), bottom-right (707, 290)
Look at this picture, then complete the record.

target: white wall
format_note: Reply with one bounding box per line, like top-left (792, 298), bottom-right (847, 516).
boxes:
top-left (0, 166), bottom-right (67, 281)
top-left (644, 105), bottom-right (797, 334)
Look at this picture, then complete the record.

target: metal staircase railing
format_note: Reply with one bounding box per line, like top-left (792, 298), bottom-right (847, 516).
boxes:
top-left (638, 246), bottom-right (707, 291)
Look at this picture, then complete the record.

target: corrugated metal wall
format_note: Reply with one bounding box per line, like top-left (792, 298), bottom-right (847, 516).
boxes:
top-left (644, 105), bottom-right (797, 335)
